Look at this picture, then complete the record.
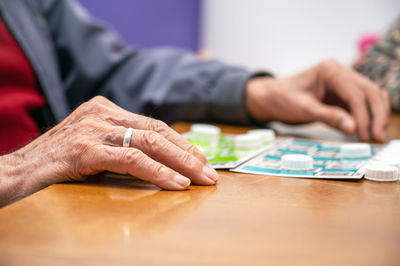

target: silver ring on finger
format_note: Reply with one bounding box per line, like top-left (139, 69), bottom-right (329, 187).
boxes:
top-left (123, 128), bottom-right (134, 148)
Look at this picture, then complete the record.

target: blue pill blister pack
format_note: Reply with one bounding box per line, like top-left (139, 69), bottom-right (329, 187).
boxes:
top-left (232, 138), bottom-right (382, 179)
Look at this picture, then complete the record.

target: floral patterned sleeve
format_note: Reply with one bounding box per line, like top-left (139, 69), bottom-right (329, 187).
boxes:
top-left (355, 17), bottom-right (400, 112)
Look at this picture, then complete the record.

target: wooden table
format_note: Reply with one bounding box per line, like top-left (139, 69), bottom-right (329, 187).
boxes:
top-left (1, 116), bottom-right (399, 266)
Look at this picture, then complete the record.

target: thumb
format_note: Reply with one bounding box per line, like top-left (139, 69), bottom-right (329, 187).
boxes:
top-left (305, 98), bottom-right (356, 135)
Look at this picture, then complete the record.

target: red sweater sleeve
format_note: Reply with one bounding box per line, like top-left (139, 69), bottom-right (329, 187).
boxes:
top-left (0, 17), bottom-right (45, 155)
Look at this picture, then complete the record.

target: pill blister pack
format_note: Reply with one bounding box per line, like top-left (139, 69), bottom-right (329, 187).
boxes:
top-left (184, 131), bottom-right (272, 169)
top-left (185, 124), bottom-right (399, 181)
top-left (232, 138), bottom-right (382, 179)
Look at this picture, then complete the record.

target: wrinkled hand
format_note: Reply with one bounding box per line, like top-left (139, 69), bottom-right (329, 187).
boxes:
top-left (245, 59), bottom-right (390, 142)
top-left (2, 96), bottom-right (218, 205)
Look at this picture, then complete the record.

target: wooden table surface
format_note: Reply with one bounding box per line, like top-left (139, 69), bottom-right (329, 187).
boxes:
top-left (1, 116), bottom-right (400, 266)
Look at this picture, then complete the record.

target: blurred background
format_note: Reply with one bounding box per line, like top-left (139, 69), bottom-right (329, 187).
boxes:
top-left (79, 0), bottom-right (399, 75)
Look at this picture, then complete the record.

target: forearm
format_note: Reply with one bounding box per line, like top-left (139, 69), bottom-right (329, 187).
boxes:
top-left (0, 151), bottom-right (28, 206)
top-left (0, 144), bottom-right (59, 207)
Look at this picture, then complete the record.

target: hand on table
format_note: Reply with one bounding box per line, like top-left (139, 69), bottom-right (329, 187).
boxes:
top-left (245, 59), bottom-right (390, 142)
top-left (0, 96), bottom-right (217, 206)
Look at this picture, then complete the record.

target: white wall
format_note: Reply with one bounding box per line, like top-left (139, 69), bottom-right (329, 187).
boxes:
top-left (202, 0), bottom-right (399, 75)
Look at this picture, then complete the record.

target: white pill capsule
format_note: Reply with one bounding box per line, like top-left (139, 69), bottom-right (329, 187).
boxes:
top-left (190, 124), bottom-right (220, 135)
top-left (190, 124), bottom-right (220, 145)
top-left (247, 129), bottom-right (275, 144)
top-left (281, 154), bottom-right (313, 171)
top-left (340, 143), bottom-right (371, 158)
top-left (234, 133), bottom-right (262, 149)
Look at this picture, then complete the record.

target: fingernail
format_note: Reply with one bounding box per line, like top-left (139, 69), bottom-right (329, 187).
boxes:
top-left (203, 163), bottom-right (218, 182)
top-left (173, 174), bottom-right (191, 188)
top-left (340, 118), bottom-right (354, 133)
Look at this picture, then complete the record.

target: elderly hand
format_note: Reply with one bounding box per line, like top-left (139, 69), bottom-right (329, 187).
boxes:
top-left (0, 96), bottom-right (217, 206)
top-left (245, 59), bottom-right (390, 142)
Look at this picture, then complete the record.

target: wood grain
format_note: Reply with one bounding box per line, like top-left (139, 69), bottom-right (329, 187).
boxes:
top-left (1, 116), bottom-right (399, 266)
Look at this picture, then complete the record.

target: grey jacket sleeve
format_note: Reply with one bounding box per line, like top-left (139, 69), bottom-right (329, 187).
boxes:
top-left (39, 0), bottom-right (254, 124)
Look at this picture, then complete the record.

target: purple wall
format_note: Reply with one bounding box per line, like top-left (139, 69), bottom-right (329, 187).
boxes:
top-left (78, 0), bottom-right (201, 51)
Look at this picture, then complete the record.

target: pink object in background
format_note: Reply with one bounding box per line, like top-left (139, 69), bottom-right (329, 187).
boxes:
top-left (358, 34), bottom-right (381, 53)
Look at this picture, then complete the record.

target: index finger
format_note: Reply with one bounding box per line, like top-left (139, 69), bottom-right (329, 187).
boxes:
top-left (321, 63), bottom-right (371, 141)
top-left (93, 145), bottom-right (191, 190)
top-left (352, 72), bottom-right (389, 142)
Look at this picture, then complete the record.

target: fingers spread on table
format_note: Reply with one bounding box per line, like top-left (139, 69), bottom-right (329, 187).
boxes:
top-left (102, 126), bottom-right (217, 186)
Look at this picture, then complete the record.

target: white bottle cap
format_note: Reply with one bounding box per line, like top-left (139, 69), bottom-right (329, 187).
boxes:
top-left (385, 142), bottom-right (400, 154)
top-left (234, 134), bottom-right (262, 149)
top-left (340, 143), bottom-right (371, 158)
top-left (190, 124), bottom-right (221, 135)
top-left (371, 157), bottom-right (400, 170)
top-left (190, 124), bottom-right (220, 146)
top-left (281, 154), bottom-right (313, 171)
top-left (389, 139), bottom-right (400, 145)
top-left (247, 129), bottom-right (275, 144)
top-left (364, 164), bottom-right (399, 182)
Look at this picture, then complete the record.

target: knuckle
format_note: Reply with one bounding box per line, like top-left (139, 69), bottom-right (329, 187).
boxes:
top-left (75, 102), bottom-right (91, 115)
top-left (152, 164), bottom-right (168, 182)
top-left (318, 58), bottom-right (342, 79)
top-left (124, 148), bottom-right (144, 166)
top-left (319, 58), bottom-right (338, 71)
top-left (144, 117), bottom-right (155, 130)
top-left (142, 131), bottom-right (163, 149)
top-left (364, 80), bottom-right (381, 95)
top-left (330, 110), bottom-right (345, 127)
top-left (91, 95), bottom-right (118, 109)
top-left (70, 136), bottom-right (91, 154)
top-left (77, 119), bottom-right (103, 134)
top-left (78, 117), bottom-right (95, 127)
top-left (146, 117), bottom-right (169, 132)
top-left (77, 96), bottom-right (111, 115)
top-left (68, 138), bottom-right (98, 175)
top-left (103, 126), bottom-right (124, 145)
top-left (297, 98), bottom-right (313, 115)
top-left (90, 95), bottom-right (108, 104)
top-left (76, 100), bottom-right (101, 116)
top-left (181, 152), bottom-right (198, 172)
top-left (187, 144), bottom-right (204, 159)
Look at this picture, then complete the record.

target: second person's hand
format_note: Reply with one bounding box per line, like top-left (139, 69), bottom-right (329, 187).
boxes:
top-left (245, 58), bottom-right (390, 142)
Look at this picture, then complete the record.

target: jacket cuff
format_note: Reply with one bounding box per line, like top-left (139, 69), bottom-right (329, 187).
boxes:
top-left (208, 69), bottom-right (253, 125)
top-left (209, 69), bottom-right (273, 125)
